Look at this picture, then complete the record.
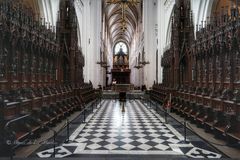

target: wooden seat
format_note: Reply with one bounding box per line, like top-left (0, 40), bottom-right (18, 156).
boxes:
top-left (43, 105), bottom-right (58, 123)
top-left (225, 117), bottom-right (240, 142)
top-left (0, 0), bottom-right (88, 153)
top-left (50, 103), bottom-right (64, 120)
top-left (1, 82), bottom-right (97, 150)
top-left (227, 132), bottom-right (240, 141)
top-left (57, 101), bottom-right (70, 116)
top-left (62, 99), bottom-right (73, 113)
top-left (5, 115), bottom-right (32, 144)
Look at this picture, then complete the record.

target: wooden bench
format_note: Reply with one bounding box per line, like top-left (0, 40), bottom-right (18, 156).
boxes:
top-left (1, 83), bottom-right (97, 150)
top-left (5, 115), bottom-right (32, 145)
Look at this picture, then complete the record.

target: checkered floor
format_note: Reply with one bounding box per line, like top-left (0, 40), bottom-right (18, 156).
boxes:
top-left (36, 100), bottom-right (222, 158)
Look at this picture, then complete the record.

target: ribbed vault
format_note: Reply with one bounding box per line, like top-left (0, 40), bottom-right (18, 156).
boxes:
top-left (104, 0), bottom-right (142, 45)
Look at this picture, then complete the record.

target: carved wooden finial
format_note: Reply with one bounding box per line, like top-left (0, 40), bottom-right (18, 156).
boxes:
top-left (236, 0), bottom-right (239, 17)
top-left (231, 0), bottom-right (234, 9)
top-left (201, 20), bottom-right (204, 29)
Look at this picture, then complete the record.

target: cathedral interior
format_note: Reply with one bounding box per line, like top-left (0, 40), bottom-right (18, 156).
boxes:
top-left (0, 0), bottom-right (240, 159)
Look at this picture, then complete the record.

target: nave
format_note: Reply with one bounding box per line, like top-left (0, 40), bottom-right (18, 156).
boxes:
top-left (33, 99), bottom-right (222, 159)
top-left (1, 0), bottom-right (240, 159)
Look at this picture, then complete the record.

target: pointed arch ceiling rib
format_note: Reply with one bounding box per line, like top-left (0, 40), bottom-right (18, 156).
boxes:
top-left (104, 0), bottom-right (142, 45)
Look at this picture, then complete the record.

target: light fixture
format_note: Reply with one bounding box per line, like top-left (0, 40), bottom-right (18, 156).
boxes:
top-left (134, 65), bottom-right (143, 69)
top-left (96, 61), bottom-right (107, 65)
top-left (134, 57), bottom-right (143, 69)
top-left (97, 51), bottom-right (108, 67)
top-left (139, 50), bottom-right (150, 66)
top-left (106, 0), bottom-right (140, 5)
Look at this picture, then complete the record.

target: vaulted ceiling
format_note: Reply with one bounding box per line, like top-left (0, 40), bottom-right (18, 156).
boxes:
top-left (104, 0), bottom-right (142, 45)
top-left (210, 0), bottom-right (240, 17)
top-left (22, 0), bottom-right (40, 14)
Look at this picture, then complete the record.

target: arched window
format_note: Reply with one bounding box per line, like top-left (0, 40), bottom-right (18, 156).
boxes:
top-left (114, 42), bottom-right (128, 55)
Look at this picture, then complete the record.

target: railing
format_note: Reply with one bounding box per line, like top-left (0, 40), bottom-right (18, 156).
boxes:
top-left (145, 94), bottom-right (237, 156)
top-left (47, 96), bottom-right (102, 158)
top-left (3, 114), bottom-right (31, 159)
top-left (2, 96), bottom-right (102, 159)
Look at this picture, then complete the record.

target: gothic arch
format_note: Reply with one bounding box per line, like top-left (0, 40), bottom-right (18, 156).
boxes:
top-left (38, 0), bottom-right (60, 26)
top-left (104, 1), bottom-right (142, 45)
top-left (166, 9), bottom-right (174, 47)
top-left (190, 0), bottom-right (234, 29)
top-left (164, 0), bottom-right (175, 47)
top-left (112, 40), bottom-right (130, 54)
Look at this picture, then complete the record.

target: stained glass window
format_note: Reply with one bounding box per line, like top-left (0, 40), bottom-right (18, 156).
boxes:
top-left (114, 42), bottom-right (128, 55)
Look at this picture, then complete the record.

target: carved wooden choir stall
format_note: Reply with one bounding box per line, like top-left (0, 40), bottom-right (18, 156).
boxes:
top-left (0, 0), bottom-right (99, 156)
top-left (150, 0), bottom-right (240, 145)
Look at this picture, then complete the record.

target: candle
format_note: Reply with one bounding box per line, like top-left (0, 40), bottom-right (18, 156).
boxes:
top-left (169, 93), bottom-right (171, 103)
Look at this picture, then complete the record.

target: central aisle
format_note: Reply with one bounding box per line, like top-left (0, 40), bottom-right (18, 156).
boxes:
top-left (36, 100), bottom-right (222, 158)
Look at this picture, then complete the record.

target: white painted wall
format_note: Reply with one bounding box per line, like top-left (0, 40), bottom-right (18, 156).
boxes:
top-left (39, 0), bottom-right (103, 88)
top-left (157, 0), bottom-right (175, 85)
top-left (76, 0), bottom-right (103, 88)
top-left (142, 0), bottom-right (159, 88)
top-left (74, 0), bottom-right (84, 47)
top-left (191, 0), bottom-right (214, 35)
top-left (143, 0), bottom-right (214, 87)
top-left (38, 0), bottom-right (215, 88)
top-left (38, 0), bottom-right (60, 26)
top-left (129, 23), bottom-right (144, 88)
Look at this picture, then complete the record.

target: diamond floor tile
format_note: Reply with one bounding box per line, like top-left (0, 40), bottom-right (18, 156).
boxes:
top-left (35, 100), bottom-right (223, 158)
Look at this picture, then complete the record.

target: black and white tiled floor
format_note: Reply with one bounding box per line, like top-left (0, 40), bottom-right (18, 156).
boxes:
top-left (36, 100), bottom-right (222, 158)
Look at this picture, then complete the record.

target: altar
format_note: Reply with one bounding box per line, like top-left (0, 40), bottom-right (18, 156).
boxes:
top-left (112, 84), bottom-right (133, 106)
top-left (113, 84), bottom-right (134, 92)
